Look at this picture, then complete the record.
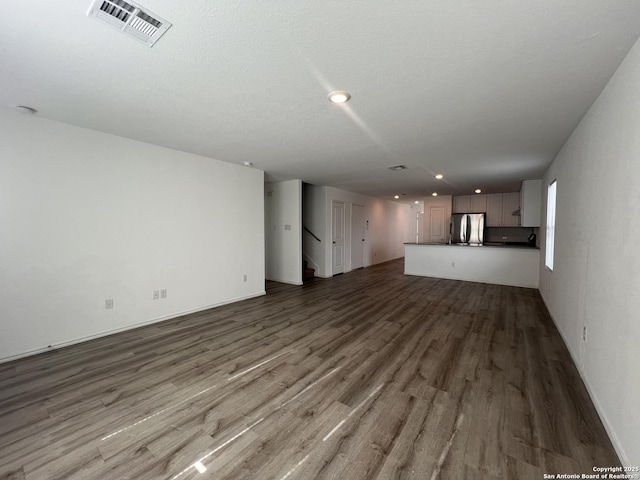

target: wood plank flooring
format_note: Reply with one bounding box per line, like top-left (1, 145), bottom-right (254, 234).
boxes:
top-left (0, 259), bottom-right (619, 479)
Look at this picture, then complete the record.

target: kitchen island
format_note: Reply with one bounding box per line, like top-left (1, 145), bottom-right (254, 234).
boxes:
top-left (404, 243), bottom-right (539, 288)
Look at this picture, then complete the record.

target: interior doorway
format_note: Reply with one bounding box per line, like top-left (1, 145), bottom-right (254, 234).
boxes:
top-left (429, 206), bottom-right (447, 243)
top-left (351, 204), bottom-right (365, 269)
top-left (332, 201), bottom-right (345, 275)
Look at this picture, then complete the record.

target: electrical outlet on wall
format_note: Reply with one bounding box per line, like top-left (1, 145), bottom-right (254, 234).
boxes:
top-left (105, 299), bottom-right (114, 309)
top-left (583, 326), bottom-right (587, 342)
top-left (160, 289), bottom-right (167, 299)
top-left (153, 290), bottom-right (159, 300)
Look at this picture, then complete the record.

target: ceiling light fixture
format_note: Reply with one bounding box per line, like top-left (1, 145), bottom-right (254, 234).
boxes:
top-left (388, 165), bottom-right (408, 171)
top-left (414, 201), bottom-right (419, 204)
top-left (434, 174), bottom-right (444, 179)
top-left (475, 188), bottom-right (482, 193)
top-left (243, 161), bottom-right (253, 167)
top-left (432, 192), bottom-right (438, 197)
top-left (328, 91), bottom-right (351, 103)
top-left (394, 195), bottom-right (400, 199)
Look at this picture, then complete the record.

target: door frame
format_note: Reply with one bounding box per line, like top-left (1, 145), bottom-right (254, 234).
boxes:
top-left (428, 205), bottom-right (447, 244)
top-left (350, 203), bottom-right (365, 270)
top-left (332, 201), bottom-right (345, 275)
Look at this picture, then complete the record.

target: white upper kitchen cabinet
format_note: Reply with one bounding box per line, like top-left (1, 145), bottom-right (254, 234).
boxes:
top-left (460, 192), bottom-right (519, 226)
top-left (502, 192), bottom-right (521, 226)
top-left (470, 194), bottom-right (487, 213)
top-left (453, 194), bottom-right (486, 213)
top-left (486, 192), bottom-right (520, 226)
top-left (486, 194), bottom-right (503, 226)
top-left (453, 195), bottom-right (471, 213)
top-left (520, 179), bottom-right (542, 227)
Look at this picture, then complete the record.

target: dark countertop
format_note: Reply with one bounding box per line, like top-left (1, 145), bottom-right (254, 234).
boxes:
top-left (405, 242), bottom-right (539, 250)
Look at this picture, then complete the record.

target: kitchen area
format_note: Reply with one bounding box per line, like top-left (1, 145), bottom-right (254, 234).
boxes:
top-left (405, 180), bottom-right (541, 288)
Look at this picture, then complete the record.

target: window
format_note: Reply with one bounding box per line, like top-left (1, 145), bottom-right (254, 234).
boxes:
top-left (545, 180), bottom-right (557, 270)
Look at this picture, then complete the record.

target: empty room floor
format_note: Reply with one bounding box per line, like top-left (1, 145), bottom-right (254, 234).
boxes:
top-left (0, 259), bottom-right (619, 479)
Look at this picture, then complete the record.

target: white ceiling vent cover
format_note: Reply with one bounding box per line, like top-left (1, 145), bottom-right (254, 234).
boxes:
top-left (87, 0), bottom-right (172, 47)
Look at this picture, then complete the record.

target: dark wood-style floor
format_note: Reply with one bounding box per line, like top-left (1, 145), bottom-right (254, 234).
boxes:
top-left (0, 259), bottom-right (619, 479)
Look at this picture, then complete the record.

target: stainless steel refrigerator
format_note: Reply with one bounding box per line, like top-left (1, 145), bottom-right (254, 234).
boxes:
top-left (450, 213), bottom-right (485, 245)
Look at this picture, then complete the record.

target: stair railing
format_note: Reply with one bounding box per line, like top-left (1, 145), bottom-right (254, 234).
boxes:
top-left (303, 226), bottom-right (321, 242)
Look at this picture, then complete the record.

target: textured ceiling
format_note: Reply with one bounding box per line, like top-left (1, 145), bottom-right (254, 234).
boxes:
top-left (2, 1), bottom-right (640, 202)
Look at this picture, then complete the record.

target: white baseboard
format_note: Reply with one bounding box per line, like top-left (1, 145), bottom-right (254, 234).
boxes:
top-left (539, 294), bottom-right (629, 466)
top-left (0, 291), bottom-right (266, 364)
top-left (266, 277), bottom-right (304, 286)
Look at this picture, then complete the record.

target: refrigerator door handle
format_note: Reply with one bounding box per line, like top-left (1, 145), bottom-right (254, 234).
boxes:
top-left (462, 214), bottom-right (468, 243)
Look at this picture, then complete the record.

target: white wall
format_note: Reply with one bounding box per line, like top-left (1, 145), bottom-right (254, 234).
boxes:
top-left (265, 180), bottom-right (302, 285)
top-left (0, 108), bottom-right (265, 362)
top-left (539, 38), bottom-right (640, 466)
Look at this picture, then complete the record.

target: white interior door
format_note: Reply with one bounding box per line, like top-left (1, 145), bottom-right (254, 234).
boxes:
top-left (429, 206), bottom-right (447, 243)
top-left (332, 201), bottom-right (345, 275)
top-left (351, 204), bottom-right (365, 269)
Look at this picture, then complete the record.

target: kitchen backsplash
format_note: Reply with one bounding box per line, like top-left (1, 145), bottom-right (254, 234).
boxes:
top-left (486, 226), bottom-right (539, 245)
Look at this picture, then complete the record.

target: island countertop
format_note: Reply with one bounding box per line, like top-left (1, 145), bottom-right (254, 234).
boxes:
top-left (404, 242), bottom-right (539, 250)
top-left (404, 243), bottom-right (540, 288)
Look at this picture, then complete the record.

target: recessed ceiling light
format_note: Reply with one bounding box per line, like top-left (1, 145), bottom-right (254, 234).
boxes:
top-left (414, 201), bottom-right (419, 204)
top-left (328, 91), bottom-right (351, 103)
top-left (475, 188), bottom-right (482, 194)
top-left (394, 195), bottom-right (400, 199)
top-left (243, 161), bottom-right (253, 167)
top-left (434, 174), bottom-right (444, 180)
top-left (432, 192), bottom-right (438, 197)
top-left (388, 165), bottom-right (408, 171)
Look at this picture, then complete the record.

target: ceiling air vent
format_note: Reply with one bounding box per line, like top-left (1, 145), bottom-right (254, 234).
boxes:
top-left (87, 0), bottom-right (172, 47)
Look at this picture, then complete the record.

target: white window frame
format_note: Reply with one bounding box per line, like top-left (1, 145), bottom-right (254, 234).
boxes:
top-left (545, 180), bottom-right (557, 270)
